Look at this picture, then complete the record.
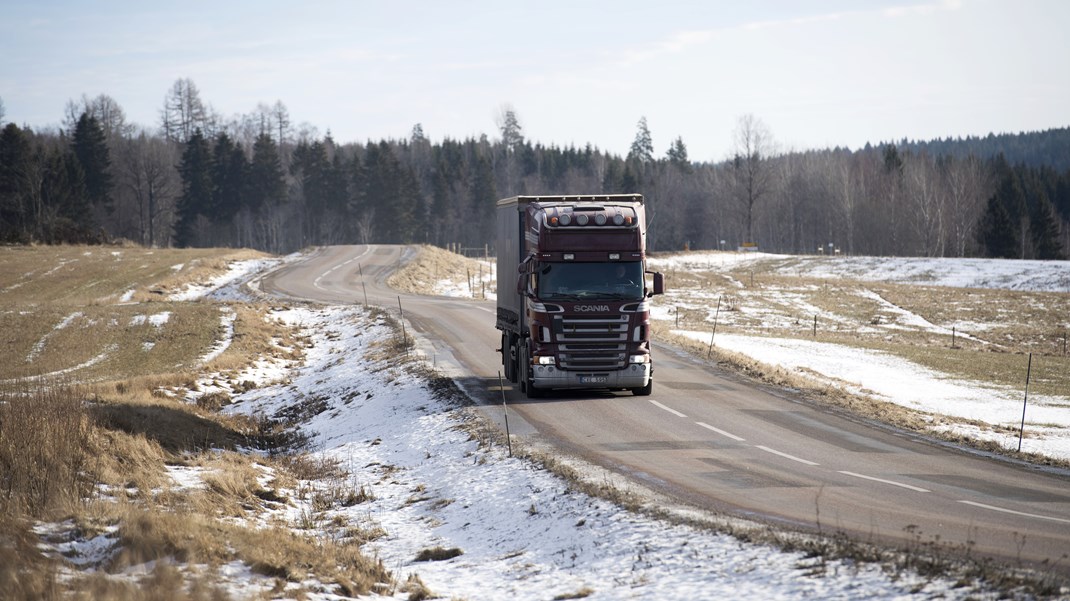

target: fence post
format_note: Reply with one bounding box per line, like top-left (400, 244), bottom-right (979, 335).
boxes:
top-left (398, 296), bottom-right (409, 353)
top-left (359, 263), bottom-right (368, 307)
top-left (499, 372), bottom-right (512, 457)
top-left (707, 295), bottom-right (722, 360)
top-left (1018, 353), bottom-right (1033, 452)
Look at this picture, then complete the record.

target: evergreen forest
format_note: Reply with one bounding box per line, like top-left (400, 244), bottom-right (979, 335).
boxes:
top-left (1, 80), bottom-right (1068, 259)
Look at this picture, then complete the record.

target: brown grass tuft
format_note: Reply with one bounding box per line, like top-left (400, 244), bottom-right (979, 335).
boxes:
top-left (413, 546), bottom-right (463, 562)
top-left (0, 384), bottom-right (93, 518)
top-left (388, 244), bottom-right (496, 298)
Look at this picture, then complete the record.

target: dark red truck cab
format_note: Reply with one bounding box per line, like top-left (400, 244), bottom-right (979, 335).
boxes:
top-left (496, 195), bottom-right (664, 398)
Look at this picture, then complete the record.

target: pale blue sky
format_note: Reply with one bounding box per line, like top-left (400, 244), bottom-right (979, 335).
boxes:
top-left (2, 0), bottom-right (1067, 160)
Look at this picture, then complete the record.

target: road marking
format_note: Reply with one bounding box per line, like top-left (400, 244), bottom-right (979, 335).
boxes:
top-left (958, 500), bottom-right (1070, 525)
top-left (696, 421), bottom-right (746, 442)
top-left (313, 247), bottom-right (373, 291)
top-left (649, 400), bottom-right (687, 418)
top-left (838, 471), bottom-right (930, 493)
top-left (755, 445), bottom-right (819, 466)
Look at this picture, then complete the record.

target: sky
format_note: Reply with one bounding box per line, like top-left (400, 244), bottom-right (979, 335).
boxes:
top-left (2, 0), bottom-right (1068, 161)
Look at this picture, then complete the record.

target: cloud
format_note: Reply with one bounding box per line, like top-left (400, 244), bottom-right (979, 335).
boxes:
top-left (883, 0), bottom-right (963, 18)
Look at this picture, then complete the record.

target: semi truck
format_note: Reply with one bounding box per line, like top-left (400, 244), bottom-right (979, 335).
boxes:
top-left (496, 194), bottom-right (664, 398)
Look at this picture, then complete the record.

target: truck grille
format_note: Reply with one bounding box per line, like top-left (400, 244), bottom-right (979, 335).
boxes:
top-left (556, 315), bottom-right (628, 370)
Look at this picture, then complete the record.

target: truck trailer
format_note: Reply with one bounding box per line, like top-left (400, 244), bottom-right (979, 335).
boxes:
top-left (496, 194), bottom-right (664, 398)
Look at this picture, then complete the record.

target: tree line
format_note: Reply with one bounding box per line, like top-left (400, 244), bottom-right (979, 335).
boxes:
top-left (0, 81), bottom-right (1067, 259)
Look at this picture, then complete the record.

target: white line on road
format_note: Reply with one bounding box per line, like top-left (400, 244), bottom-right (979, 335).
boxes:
top-left (696, 421), bottom-right (746, 442)
top-left (314, 247), bottom-right (373, 291)
top-left (649, 400), bottom-right (687, 418)
top-left (756, 445), bottom-right (819, 466)
top-left (838, 471), bottom-right (930, 493)
top-left (958, 500), bottom-right (1070, 525)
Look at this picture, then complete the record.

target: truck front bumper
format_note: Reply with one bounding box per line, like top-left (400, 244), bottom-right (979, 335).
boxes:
top-left (530, 363), bottom-right (651, 390)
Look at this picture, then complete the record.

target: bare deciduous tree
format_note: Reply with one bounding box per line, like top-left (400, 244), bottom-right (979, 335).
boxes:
top-left (730, 114), bottom-right (777, 246)
top-left (119, 131), bottom-right (178, 247)
top-left (941, 155), bottom-right (988, 257)
top-left (160, 78), bottom-right (218, 143)
top-left (64, 94), bottom-right (133, 140)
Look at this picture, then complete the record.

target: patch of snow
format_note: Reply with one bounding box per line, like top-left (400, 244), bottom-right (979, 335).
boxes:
top-left (200, 309), bottom-right (236, 364)
top-left (169, 258), bottom-right (286, 302)
top-left (34, 521), bottom-right (120, 568)
top-left (130, 312), bottom-right (170, 327)
top-left (26, 311), bottom-right (84, 362)
top-left (649, 251), bottom-right (787, 272)
top-left (433, 259), bottom-right (497, 300)
top-left (165, 465), bottom-right (209, 491)
top-left (776, 255), bottom-right (1070, 293)
top-left (119, 289), bottom-right (136, 303)
top-left (217, 306), bottom-right (983, 600)
top-left (678, 331), bottom-right (1070, 461)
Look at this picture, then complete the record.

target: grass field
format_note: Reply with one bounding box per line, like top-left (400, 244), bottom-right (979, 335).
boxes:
top-left (650, 254), bottom-right (1070, 397)
top-left (0, 245), bottom-right (394, 600)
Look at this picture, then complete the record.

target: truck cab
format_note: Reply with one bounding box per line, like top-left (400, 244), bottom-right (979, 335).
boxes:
top-left (496, 195), bottom-right (664, 398)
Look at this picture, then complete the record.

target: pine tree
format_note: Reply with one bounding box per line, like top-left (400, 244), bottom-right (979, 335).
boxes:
top-left (248, 133), bottom-right (284, 214)
top-left (39, 147), bottom-right (94, 242)
top-left (1030, 197), bottom-right (1064, 259)
top-left (628, 117), bottom-right (654, 165)
top-left (977, 195), bottom-right (1018, 258)
top-left (71, 112), bottom-right (114, 213)
top-left (211, 133), bottom-right (248, 225)
top-left (667, 136), bottom-right (691, 173)
top-left (174, 129), bottom-right (213, 247)
top-left (0, 123), bottom-right (33, 241)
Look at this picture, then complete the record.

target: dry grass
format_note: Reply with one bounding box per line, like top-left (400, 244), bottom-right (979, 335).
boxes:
top-left (389, 244), bottom-right (496, 298)
top-left (0, 245), bottom-right (393, 600)
top-left (655, 256), bottom-right (1070, 399)
top-left (0, 384), bottom-right (93, 518)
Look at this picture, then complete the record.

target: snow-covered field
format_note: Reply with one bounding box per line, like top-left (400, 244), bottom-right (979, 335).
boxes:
top-left (650, 252), bottom-right (1070, 292)
top-left (197, 305), bottom-right (986, 600)
top-left (23, 248), bottom-right (1067, 598)
top-left (647, 252), bottom-right (1070, 462)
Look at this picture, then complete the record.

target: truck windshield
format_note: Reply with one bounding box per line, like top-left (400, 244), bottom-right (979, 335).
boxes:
top-left (536, 261), bottom-right (644, 300)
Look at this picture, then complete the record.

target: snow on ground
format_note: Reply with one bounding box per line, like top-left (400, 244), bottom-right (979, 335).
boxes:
top-left (435, 259), bottom-right (496, 300)
top-left (130, 311), bottom-right (171, 327)
top-left (168, 258), bottom-right (284, 301)
top-left (199, 308), bottom-right (236, 364)
top-left (652, 252), bottom-right (1070, 293)
top-left (26, 311), bottom-right (84, 362)
top-left (777, 255), bottom-right (1070, 292)
top-left (649, 251), bottom-right (786, 272)
top-left (677, 331), bottom-right (1070, 461)
top-left (647, 252), bottom-right (1070, 461)
top-left (217, 305), bottom-right (986, 600)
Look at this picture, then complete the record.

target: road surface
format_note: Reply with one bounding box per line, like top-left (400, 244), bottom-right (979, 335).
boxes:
top-left (262, 244), bottom-right (1070, 576)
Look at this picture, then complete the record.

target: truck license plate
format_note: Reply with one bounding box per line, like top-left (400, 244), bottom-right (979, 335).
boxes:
top-left (580, 376), bottom-right (608, 384)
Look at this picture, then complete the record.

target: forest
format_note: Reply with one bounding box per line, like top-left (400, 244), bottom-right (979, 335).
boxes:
top-left (1, 79), bottom-right (1068, 259)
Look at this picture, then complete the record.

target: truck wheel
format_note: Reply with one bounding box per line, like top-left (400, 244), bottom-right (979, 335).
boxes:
top-left (502, 334), bottom-right (517, 383)
top-left (631, 380), bottom-right (653, 396)
top-left (519, 342), bottom-right (544, 399)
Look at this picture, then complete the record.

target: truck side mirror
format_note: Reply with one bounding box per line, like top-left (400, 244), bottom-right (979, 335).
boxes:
top-left (517, 254), bottom-right (536, 296)
top-left (647, 271), bottom-right (664, 297)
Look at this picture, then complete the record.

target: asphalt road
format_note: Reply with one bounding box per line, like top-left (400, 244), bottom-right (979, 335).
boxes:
top-left (262, 244), bottom-right (1070, 575)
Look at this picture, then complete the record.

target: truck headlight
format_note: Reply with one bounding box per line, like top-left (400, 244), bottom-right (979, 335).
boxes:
top-left (629, 354), bottom-right (650, 364)
top-left (535, 355), bottom-right (556, 365)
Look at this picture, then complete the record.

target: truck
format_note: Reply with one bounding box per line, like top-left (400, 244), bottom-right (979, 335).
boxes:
top-left (496, 194), bottom-right (664, 398)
